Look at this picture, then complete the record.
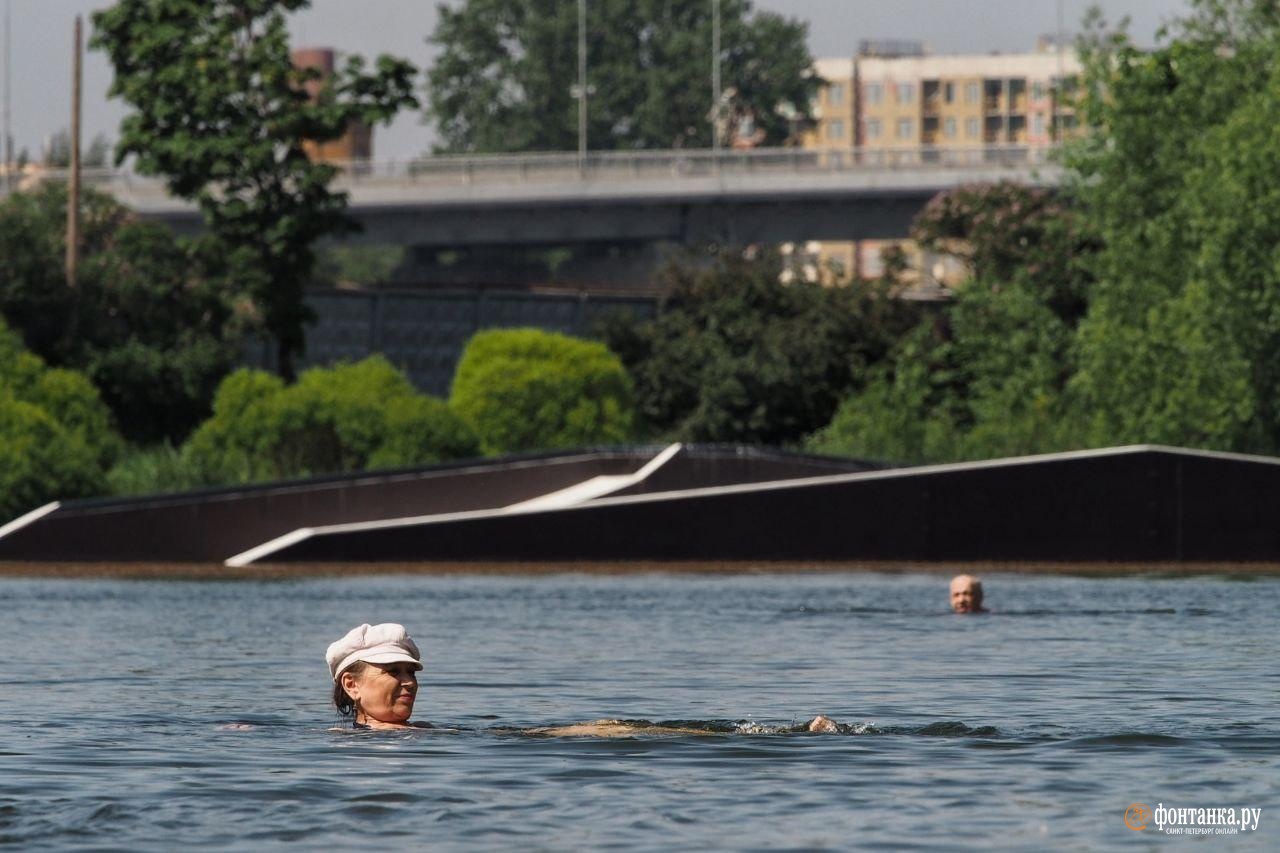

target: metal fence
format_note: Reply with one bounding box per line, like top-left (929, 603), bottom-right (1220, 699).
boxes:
top-left (243, 288), bottom-right (659, 396)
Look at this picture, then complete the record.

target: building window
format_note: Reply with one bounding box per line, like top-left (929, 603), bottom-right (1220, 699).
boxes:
top-left (966, 117), bottom-right (980, 138)
top-left (1032, 81), bottom-right (1045, 100)
top-left (966, 81), bottom-right (980, 103)
top-left (828, 83), bottom-right (845, 107)
top-left (944, 117), bottom-right (957, 138)
top-left (862, 244), bottom-right (885, 278)
top-left (897, 117), bottom-right (914, 139)
top-left (828, 118), bottom-right (845, 140)
top-left (943, 82), bottom-right (955, 103)
top-left (896, 82), bottom-right (915, 104)
top-left (1032, 113), bottom-right (1044, 135)
top-left (865, 117), bottom-right (882, 139)
top-left (864, 82), bottom-right (883, 104)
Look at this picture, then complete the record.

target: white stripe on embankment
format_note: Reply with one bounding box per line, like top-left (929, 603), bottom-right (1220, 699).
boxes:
top-left (0, 502), bottom-right (61, 541)
top-left (223, 444), bottom-right (684, 567)
top-left (224, 443), bottom-right (1255, 567)
top-left (503, 442), bottom-right (682, 511)
top-left (223, 527), bottom-right (316, 568)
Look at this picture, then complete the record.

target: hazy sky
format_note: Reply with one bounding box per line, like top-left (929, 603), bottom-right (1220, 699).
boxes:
top-left (7, 0), bottom-right (1191, 162)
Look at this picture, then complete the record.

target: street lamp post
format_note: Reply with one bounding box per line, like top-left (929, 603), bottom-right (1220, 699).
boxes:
top-left (712, 0), bottom-right (721, 156)
top-left (576, 0), bottom-right (587, 171)
top-left (3, 0), bottom-right (11, 194)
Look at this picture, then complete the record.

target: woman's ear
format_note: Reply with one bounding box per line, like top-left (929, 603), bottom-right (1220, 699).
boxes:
top-left (340, 670), bottom-right (360, 702)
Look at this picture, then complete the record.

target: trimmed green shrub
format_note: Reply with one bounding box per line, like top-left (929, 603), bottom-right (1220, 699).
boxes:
top-left (181, 368), bottom-right (285, 484)
top-left (0, 393), bottom-right (106, 519)
top-left (106, 443), bottom-right (206, 497)
top-left (22, 368), bottom-right (123, 469)
top-left (449, 328), bottom-right (636, 454)
top-left (369, 395), bottom-right (484, 469)
top-left (182, 357), bottom-right (479, 485)
top-left (0, 319), bottom-right (121, 518)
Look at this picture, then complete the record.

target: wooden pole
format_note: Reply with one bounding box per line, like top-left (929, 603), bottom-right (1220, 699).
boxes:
top-left (577, 0), bottom-right (586, 172)
top-left (66, 14), bottom-right (81, 290)
top-left (4, 0), bottom-right (11, 194)
top-left (712, 0), bottom-right (721, 154)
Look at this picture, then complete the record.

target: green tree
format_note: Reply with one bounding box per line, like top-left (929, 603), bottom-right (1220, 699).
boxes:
top-left (450, 328), bottom-right (636, 454)
top-left (807, 323), bottom-right (962, 464)
top-left (44, 130), bottom-right (110, 169)
top-left (42, 129), bottom-right (71, 167)
top-left (92, 0), bottom-right (418, 380)
top-left (913, 182), bottom-right (1095, 327)
top-left (810, 182), bottom-right (1093, 463)
top-left (0, 319), bottom-right (121, 519)
top-left (183, 357), bottom-right (479, 484)
top-left (85, 134), bottom-right (113, 170)
top-left (426, 0), bottom-right (818, 152)
top-left (1064, 1), bottom-right (1280, 452)
top-left (0, 182), bottom-right (246, 444)
top-left (603, 252), bottom-right (917, 446)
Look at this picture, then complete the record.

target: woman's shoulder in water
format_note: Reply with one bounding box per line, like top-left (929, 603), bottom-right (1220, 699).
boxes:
top-left (327, 720), bottom-right (438, 733)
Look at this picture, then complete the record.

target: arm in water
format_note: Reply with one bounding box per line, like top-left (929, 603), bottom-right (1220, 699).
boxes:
top-left (520, 716), bottom-right (843, 737)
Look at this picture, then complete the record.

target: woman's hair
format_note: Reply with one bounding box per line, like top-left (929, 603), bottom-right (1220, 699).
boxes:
top-left (332, 661), bottom-right (371, 721)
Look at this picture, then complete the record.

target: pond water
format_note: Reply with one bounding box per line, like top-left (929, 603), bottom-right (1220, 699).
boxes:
top-left (1, 570), bottom-right (1276, 849)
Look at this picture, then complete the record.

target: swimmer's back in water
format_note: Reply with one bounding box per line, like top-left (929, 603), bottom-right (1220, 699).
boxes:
top-left (324, 623), bottom-right (846, 736)
top-left (519, 715), bottom-right (842, 737)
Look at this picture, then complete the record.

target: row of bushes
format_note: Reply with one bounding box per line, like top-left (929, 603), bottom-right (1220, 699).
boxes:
top-left (126, 330), bottom-right (635, 493)
top-left (3, 326), bottom-right (640, 515)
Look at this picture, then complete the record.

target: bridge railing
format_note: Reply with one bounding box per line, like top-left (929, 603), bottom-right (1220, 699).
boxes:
top-left (19, 144), bottom-right (1059, 200)
top-left (391, 144), bottom-right (1057, 186)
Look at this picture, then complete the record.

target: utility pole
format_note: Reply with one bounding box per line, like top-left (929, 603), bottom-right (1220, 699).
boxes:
top-left (712, 0), bottom-right (721, 154)
top-left (3, 0), bottom-right (11, 194)
top-left (66, 14), bottom-right (81, 290)
top-left (577, 0), bottom-right (587, 171)
top-left (1055, 0), bottom-right (1065, 140)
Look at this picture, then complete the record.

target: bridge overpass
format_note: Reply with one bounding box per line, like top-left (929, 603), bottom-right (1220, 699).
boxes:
top-left (62, 145), bottom-right (1061, 249)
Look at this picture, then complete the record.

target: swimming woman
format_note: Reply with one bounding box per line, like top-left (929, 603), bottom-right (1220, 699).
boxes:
top-left (327, 622), bottom-right (841, 735)
top-left (327, 622), bottom-right (431, 730)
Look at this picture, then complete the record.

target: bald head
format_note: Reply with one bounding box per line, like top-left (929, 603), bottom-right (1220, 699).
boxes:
top-left (949, 574), bottom-right (986, 614)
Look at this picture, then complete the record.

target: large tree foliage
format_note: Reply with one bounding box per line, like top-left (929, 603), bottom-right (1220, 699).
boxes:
top-left (810, 183), bottom-right (1094, 463)
top-left (91, 0), bottom-right (418, 379)
top-left (426, 0), bottom-right (818, 152)
top-left (1064, 1), bottom-right (1280, 452)
top-left (0, 319), bottom-right (123, 519)
top-left (0, 183), bottom-right (245, 444)
top-left (604, 253), bottom-right (917, 446)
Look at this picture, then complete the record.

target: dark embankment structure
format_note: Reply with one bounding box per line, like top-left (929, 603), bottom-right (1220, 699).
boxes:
top-left (0, 444), bottom-right (879, 564)
top-left (1, 444), bottom-right (1278, 567)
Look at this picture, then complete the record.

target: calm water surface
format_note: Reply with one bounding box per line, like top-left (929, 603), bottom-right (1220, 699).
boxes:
top-left (1, 571), bottom-right (1277, 849)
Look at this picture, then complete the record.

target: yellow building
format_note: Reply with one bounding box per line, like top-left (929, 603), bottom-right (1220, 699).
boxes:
top-left (802, 42), bottom-right (1081, 290)
top-left (806, 58), bottom-right (856, 149)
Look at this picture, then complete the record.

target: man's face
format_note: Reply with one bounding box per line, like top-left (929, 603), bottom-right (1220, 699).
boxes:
top-left (950, 576), bottom-right (983, 613)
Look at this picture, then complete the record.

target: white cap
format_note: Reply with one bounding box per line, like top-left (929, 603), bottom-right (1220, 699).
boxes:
top-left (326, 623), bottom-right (423, 682)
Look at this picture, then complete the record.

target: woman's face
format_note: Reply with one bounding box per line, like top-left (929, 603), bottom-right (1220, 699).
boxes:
top-left (345, 662), bottom-right (419, 724)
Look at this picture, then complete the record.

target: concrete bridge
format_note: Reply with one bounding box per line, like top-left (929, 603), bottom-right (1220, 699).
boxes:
top-left (62, 145), bottom-right (1061, 249)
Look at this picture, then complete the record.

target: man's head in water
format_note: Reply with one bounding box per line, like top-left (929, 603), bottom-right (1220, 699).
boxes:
top-left (327, 623), bottom-right (423, 728)
top-left (949, 575), bottom-right (986, 614)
